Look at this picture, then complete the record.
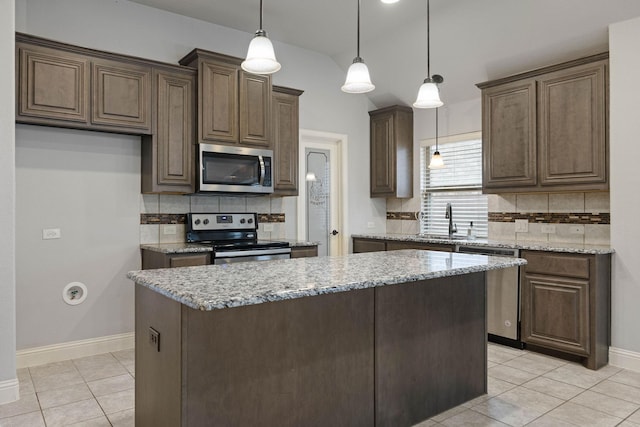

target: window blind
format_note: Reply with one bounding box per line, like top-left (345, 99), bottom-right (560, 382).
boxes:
top-left (420, 138), bottom-right (488, 237)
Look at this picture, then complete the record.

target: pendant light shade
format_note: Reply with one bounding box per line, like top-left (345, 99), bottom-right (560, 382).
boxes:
top-left (428, 108), bottom-right (444, 169)
top-left (414, 77), bottom-right (443, 108)
top-left (241, 0), bottom-right (281, 75)
top-left (342, 58), bottom-right (375, 93)
top-left (342, 0), bottom-right (375, 94)
top-left (414, 0), bottom-right (443, 109)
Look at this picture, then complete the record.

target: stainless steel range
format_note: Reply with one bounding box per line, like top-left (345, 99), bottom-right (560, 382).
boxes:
top-left (186, 213), bottom-right (291, 265)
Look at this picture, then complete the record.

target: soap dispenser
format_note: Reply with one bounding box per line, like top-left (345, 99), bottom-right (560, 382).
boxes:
top-left (467, 221), bottom-right (475, 240)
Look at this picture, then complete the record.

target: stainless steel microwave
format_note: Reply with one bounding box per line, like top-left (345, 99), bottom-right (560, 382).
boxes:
top-left (198, 143), bottom-right (273, 194)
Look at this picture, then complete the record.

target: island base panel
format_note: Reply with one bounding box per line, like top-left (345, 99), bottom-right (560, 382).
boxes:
top-left (375, 273), bottom-right (487, 426)
top-left (183, 289), bottom-right (375, 427)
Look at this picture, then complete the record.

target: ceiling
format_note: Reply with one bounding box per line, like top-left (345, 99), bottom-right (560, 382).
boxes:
top-left (129, 0), bottom-right (640, 108)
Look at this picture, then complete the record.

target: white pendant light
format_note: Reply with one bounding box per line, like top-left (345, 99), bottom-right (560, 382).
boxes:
top-left (342, 0), bottom-right (375, 94)
top-left (428, 108), bottom-right (444, 169)
top-left (414, 0), bottom-right (443, 108)
top-left (241, 0), bottom-right (281, 75)
top-left (381, 0), bottom-right (400, 4)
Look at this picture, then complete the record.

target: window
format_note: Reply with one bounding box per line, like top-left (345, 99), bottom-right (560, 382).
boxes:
top-left (420, 132), bottom-right (488, 238)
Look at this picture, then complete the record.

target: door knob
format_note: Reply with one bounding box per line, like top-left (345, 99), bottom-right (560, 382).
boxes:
top-left (331, 230), bottom-right (339, 236)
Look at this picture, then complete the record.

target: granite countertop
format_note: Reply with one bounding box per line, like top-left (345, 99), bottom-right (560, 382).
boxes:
top-left (127, 250), bottom-right (526, 311)
top-left (141, 239), bottom-right (319, 254)
top-left (352, 233), bottom-right (614, 255)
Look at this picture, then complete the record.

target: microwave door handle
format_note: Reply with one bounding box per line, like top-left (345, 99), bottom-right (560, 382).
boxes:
top-left (258, 155), bottom-right (266, 186)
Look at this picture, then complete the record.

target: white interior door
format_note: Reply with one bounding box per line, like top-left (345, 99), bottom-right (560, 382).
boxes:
top-left (298, 130), bottom-right (346, 256)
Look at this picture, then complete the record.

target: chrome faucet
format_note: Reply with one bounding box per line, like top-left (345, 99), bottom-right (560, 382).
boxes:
top-left (445, 203), bottom-right (457, 238)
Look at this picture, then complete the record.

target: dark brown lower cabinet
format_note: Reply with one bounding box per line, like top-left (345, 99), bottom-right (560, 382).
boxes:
top-left (352, 237), bottom-right (454, 253)
top-left (135, 272), bottom-right (487, 426)
top-left (141, 249), bottom-right (210, 270)
top-left (290, 246), bottom-right (318, 258)
top-left (521, 250), bottom-right (611, 369)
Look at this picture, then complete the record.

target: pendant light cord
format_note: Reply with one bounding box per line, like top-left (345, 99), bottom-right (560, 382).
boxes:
top-left (259, 0), bottom-right (264, 31)
top-left (435, 107), bottom-right (439, 150)
top-left (427, 0), bottom-right (431, 78)
top-left (357, 0), bottom-right (361, 58)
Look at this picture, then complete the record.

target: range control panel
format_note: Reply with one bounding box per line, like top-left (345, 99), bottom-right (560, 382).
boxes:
top-left (188, 213), bottom-right (257, 231)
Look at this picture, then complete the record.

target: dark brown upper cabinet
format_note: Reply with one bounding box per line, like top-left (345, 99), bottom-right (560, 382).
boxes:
top-left (142, 68), bottom-right (196, 194)
top-left (91, 59), bottom-right (151, 133)
top-left (369, 105), bottom-right (414, 198)
top-left (180, 49), bottom-right (272, 148)
top-left (16, 41), bottom-right (90, 126)
top-left (272, 86), bottom-right (303, 196)
top-left (477, 53), bottom-right (608, 193)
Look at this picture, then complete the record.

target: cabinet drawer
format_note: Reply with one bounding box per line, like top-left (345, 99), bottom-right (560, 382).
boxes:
top-left (353, 239), bottom-right (386, 253)
top-left (523, 251), bottom-right (590, 279)
top-left (386, 241), bottom-right (454, 252)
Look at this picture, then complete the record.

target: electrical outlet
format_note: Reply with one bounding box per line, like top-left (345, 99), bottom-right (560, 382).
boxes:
top-left (263, 223), bottom-right (274, 232)
top-left (367, 222), bottom-right (376, 229)
top-left (149, 327), bottom-right (160, 352)
top-left (541, 224), bottom-right (556, 234)
top-left (515, 219), bottom-right (529, 233)
top-left (163, 224), bottom-right (177, 235)
top-left (569, 225), bottom-right (585, 235)
top-left (42, 228), bottom-right (61, 240)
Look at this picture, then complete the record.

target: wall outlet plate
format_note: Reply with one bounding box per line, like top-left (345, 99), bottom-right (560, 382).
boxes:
top-left (42, 228), bottom-right (61, 240)
top-left (515, 219), bottom-right (529, 233)
top-left (163, 224), bottom-right (177, 235)
top-left (569, 225), bottom-right (585, 235)
top-left (263, 223), bottom-right (274, 232)
top-left (541, 224), bottom-right (556, 234)
top-left (367, 222), bottom-right (376, 229)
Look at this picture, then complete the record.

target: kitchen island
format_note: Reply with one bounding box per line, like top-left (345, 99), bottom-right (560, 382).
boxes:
top-left (127, 250), bottom-right (526, 427)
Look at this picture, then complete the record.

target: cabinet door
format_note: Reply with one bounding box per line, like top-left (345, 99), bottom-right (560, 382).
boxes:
top-left (92, 60), bottom-right (151, 132)
top-left (154, 69), bottom-right (195, 191)
top-left (353, 238), bottom-right (386, 253)
top-left (272, 88), bottom-right (300, 195)
top-left (482, 80), bottom-right (537, 190)
top-left (538, 60), bottom-right (607, 188)
top-left (370, 111), bottom-right (396, 197)
top-left (17, 43), bottom-right (90, 124)
top-left (199, 60), bottom-right (238, 144)
top-left (290, 246), bottom-right (318, 258)
top-left (239, 71), bottom-right (271, 147)
top-left (521, 273), bottom-right (590, 356)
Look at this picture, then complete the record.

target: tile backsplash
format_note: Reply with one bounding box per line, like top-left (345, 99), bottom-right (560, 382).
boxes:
top-left (488, 192), bottom-right (610, 245)
top-left (386, 192), bottom-right (611, 246)
top-left (140, 194), bottom-right (294, 244)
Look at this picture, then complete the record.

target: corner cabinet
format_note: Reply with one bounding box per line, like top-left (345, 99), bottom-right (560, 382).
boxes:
top-left (478, 53), bottom-right (608, 193)
top-left (142, 68), bottom-right (196, 194)
top-left (520, 250), bottom-right (611, 370)
top-left (179, 49), bottom-right (272, 148)
top-left (272, 86), bottom-right (303, 196)
top-left (369, 105), bottom-right (414, 198)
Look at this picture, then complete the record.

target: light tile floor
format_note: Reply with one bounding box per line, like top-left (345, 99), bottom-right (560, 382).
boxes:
top-left (0, 349), bottom-right (134, 427)
top-left (2, 344), bottom-right (640, 426)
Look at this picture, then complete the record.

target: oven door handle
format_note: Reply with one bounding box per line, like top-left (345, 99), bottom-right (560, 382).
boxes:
top-left (216, 247), bottom-right (291, 258)
top-left (258, 155), bottom-right (266, 186)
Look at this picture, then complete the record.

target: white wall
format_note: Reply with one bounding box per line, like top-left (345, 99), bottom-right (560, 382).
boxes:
top-left (609, 16), bottom-right (640, 354)
top-left (11, 0), bottom-right (382, 348)
top-left (0, 0), bottom-right (17, 401)
top-left (15, 126), bottom-right (140, 349)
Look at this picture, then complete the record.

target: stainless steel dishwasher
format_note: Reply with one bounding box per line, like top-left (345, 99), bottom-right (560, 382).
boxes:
top-left (455, 244), bottom-right (523, 348)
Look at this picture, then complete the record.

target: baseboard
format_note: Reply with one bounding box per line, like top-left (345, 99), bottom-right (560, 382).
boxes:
top-left (16, 332), bottom-right (135, 369)
top-left (609, 346), bottom-right (640, 372)
top-left (0, 378), bottom-right (19, 405)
